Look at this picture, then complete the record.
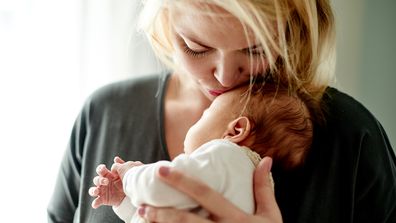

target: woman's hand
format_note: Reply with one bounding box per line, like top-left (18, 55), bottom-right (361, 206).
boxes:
top-left (137, 157), bottom-right (282, 223)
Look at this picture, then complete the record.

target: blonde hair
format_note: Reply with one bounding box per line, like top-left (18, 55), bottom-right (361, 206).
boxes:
top-left (138, 0), bottom-right (336, 110)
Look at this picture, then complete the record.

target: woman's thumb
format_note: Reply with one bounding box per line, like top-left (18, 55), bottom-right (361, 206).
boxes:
top-left (254, 157), bottom-right (283, 222)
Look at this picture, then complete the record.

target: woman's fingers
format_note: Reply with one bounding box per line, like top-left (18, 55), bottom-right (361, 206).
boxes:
top-left (142, 158), bottom-right (282, 223)
top-left (253, 157), bottom-right (282, 222)
top-left (156, 166), bottom-right (246, 220)
top-left (139, 206), bottom-right (213, 223)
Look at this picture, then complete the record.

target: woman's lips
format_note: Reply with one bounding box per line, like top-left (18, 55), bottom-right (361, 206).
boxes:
top-left (208, 89), bottom-right (226, 96)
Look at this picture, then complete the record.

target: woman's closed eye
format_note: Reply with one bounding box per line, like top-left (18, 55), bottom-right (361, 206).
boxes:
top-left (177, 34), bottom-right (211, 58)
top-left (183, 44), bottom-right (266, 58)
top-left (183, 44), bottom-right (209, 58)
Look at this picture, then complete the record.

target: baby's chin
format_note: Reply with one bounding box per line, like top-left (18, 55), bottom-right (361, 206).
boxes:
top-left (183, 148), bottom-right (191, 155)
top-left (183, 145), bottom-right (194, 155)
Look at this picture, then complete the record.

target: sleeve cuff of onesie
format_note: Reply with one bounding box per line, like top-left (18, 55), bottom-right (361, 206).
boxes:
top-left (112, 196), bottom-right (135, 222)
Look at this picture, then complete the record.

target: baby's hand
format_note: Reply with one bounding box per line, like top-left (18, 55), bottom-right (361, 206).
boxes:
top-left (111, 156), bottom-right (144, 180)
top-left (88, 164), bottom-right (125, 208)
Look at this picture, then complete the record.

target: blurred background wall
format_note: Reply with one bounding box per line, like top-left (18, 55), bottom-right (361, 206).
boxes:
top-left (332, 0), bottom-right (396, 150)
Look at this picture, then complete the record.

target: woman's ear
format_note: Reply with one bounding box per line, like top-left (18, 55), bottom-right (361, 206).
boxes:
top-left (223, 116), bottom-right (252, 144)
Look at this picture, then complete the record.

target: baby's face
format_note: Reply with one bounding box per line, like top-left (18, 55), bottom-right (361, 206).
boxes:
top-left (183, 89), bottom-right (241, 154)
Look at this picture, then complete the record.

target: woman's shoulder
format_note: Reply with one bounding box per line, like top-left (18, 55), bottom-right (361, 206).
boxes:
top-left (83, 73), bottom-right (168, 110)
top-left (322, 87), bottom-right (380, 130)
top-left (314, 87), bottom-right (393, 158)
top-left (75, 73), bottom-right (170, 123)
top-left (89, 73), bottom-right (168, 104)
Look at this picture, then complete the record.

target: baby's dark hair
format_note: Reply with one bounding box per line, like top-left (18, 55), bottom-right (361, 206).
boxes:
top-left (240, 84), bottom-right (313, 169)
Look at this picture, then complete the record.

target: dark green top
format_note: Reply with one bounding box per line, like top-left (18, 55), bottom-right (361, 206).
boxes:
top-left (47, 73), bottom-right (396, 223)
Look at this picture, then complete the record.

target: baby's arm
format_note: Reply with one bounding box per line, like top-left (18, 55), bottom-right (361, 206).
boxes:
top-left (123, 151), bottom-right (225, 210)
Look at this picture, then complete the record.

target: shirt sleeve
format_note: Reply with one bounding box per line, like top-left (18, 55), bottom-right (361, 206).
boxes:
top-left (122, 143), bottom-right (231, 209)
top-left (47, 106), bottom-right (87, 222)
top-left (354, 121), bottom-right (396, 222)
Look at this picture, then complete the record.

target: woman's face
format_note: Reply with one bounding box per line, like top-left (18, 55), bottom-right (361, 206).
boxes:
top-left (171, 7), bottom-right (269, 101)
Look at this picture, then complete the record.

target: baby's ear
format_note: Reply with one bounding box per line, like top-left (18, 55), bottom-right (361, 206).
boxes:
top-left (223, 116), bottom-right (251, 143)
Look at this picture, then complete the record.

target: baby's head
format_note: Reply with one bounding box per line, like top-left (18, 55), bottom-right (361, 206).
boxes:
top-left (183, 86), bottom-right (250, 155)
top-left (184, 83), bottom-right (313, 169)
top-left (241, 84), bottom-right (313, 169)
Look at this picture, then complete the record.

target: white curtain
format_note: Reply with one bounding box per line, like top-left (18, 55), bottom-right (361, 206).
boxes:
top-left (80, 0), bottom-right (163, 95)
top-left (0, 0), bottom-right (161, 221)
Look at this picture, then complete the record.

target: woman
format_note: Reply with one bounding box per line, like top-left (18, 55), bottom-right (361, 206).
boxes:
top-left (47, 0), bottom-right (396, 222)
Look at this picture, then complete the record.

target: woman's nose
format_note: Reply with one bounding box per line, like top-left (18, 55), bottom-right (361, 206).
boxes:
top-left (213, 55), bottom-right (244, 88)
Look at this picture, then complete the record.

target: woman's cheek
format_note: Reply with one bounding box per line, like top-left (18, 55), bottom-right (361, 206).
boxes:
top-left (174, 53), bottom-right (212, 78)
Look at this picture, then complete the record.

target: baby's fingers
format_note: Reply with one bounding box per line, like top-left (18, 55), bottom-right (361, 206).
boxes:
top-left (89, 187), bottom-right (105, 209)
top-left (96, 164), bottom-right (111, 176)
top-left (114, 156), bottom-right (125, 164)
top-left (88, 187), bottom-right (99, 196)
top-left (93, 176), bottom-right (109, 186)
top-left (91, 196), bottom-right (105, 209)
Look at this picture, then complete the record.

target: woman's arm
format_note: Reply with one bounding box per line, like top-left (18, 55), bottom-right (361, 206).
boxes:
top-left (138, 157), bottom-right (283, 223)
top-left (354, 123), bottom-right (396, 222)
top-left (47, 109), bottom-right (87, 222)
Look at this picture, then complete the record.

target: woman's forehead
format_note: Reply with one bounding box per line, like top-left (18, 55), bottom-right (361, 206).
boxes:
top-left (172, 14), bottom-right (257, 49)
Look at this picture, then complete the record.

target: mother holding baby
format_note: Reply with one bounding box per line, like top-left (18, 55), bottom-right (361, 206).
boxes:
top-left (48, 0), bottom-right (396, 222)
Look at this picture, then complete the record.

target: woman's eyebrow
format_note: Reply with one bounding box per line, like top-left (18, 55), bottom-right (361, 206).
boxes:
top-left (178, 31), bottom-right (261, 50)
top-left (241, 44), bottom-right (262, 51)
top-left (178, 33), bottom-right (211, 48)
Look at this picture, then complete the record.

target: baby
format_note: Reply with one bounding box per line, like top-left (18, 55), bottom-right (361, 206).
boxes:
top-left (89, 83), bottom-right (313, 222)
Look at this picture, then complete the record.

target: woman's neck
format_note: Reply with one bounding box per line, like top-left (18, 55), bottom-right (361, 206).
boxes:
top-left (164, 72), bottom-right (211, 159)
top-left (170, 71), bottom-right (211, 109)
